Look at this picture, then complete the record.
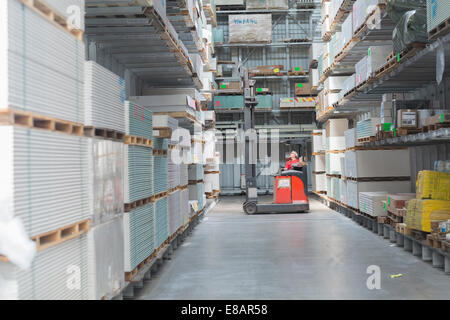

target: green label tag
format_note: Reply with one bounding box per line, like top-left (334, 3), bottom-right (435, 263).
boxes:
top-left (397, 54), bottom-right (400, 62)
top-left (297, 83), bottom-right (303, 88)
top-left (388, 197), bottom-right (390, 206)
top-left (383, 202), bottom-right (386, 211)
top-left (295, 67), bottom-right (300, 71)
top-left (368, 48), bottom-right (371, 56)
top-left (441, 113), bottom-right (444, 123)
top-left (220, 84), bottom-right (227, 89)
top-left (257, 88), bottom-right (262, 92)
top-left (393, 128), bottom-right (396, 137)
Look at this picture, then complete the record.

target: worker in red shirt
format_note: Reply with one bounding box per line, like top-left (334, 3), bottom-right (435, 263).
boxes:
top-left (284, 151), bottom-right (302, 170)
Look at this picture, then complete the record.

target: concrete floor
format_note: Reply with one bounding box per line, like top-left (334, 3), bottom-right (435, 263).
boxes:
top-left (136, 196), bottom-right (450, 300)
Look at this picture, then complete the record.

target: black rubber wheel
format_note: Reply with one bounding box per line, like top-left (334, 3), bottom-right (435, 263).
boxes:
top-left (243, 202), bottom-right (257, 215)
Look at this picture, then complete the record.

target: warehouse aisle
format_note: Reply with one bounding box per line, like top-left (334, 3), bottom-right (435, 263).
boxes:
top-left (136, 196), bottom-right (450, 300)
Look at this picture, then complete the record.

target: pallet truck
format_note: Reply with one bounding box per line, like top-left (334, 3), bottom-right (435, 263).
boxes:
top-left (239, 66), bottom-right (310, 215)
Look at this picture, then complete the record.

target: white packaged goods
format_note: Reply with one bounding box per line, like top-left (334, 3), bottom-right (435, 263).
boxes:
top-left (344, 128), bottom-right (358, 149)
top-left (168, 190), bottom-right (182, 236)
top-left (314, 173), bottom-right (326, 192)
top-left (427, 0), bottom-right (450, 32)
top-left (326, 152), bottom-right (345, 174)
top-left (168, 149), bottom-right (181, 189)
top-left (180, 163), bottom-right (189, 186)
top-left (189, 164), bottom-right (204, 181)
top-left (340, 179), bottom-right (348, 204)
top-left (229, 14), bottom-right (272, 43)
top-left (326, 119), bottom-right (348, 137)
top-left (397, 109), bottom-right (418, 128)
top-left (331, 177), bottom-right (340, 200)
top-left (1, 0), bottom-right (85, 123)
top-left (204, 111), bottom-right (215, 122)
top-left (353, 0), bottom-right (381, 32)
top-left (321, 1), bottom-right (331, 18)
top-left (246, 0), bottom-right (288, 9)
top-left (325, 76), bottom-right (347, 91)
top-left (153, 115), bottom-right (178, 131)
top-left (339, 74), bottom-right (356, 100)
top-left (359, 192), bottom-right (387, 217)
top-left (205, 173), bottom-right (220, 191)
top-left (0, 126), bottom-right (90, 237)
top-left (341, 14), bottom-right (353, 47)
top-left (355, 55), bottom-right (368, 85)
top-left (326, 92), bottom-right (340, 107)
top-left (322, 17), bottom-right (330, 37)
top-left (131, 95), bottom-right (197, 118)
top-left (326, 176), bottom-right (332, 195)
top-left (367, 45), bottom-right (393, 76)
top-left (123, 203), bottom-right (155, 272)
top-left (356, 117), bottom-right (380, 139)
top-left (417, 109), bottom-right (433, 128)
top-left (340, 157), bottom-right (346, 177)
top-left (345, 149), bottom-right (410, 178)
top-left (180, 189), bottom-right (190, 226)
top-left (0, 235), bottom-right (88, 300)
top-left (87, 217), bottom-right (124, 300)
top-left (310, 42), bottom-right (323, 62)
top-left (85, 61), bottom-right (125, 132)
top-left (312, 129), bottom-right (326, 152)
top-left (89, 139), bottom-right (124, 225)
top-left (141, 88), bottom-right (201, 104)
top-left (314, 154), bottom-right (325, 172)
top-left (189, 53), bottom-right (204, 75)
top-left (311, 68), bottom-right (319, 87)
top-left (346, 180), bottom-right (412, 210)
top-left (46, 0), bottom-right (85, 30)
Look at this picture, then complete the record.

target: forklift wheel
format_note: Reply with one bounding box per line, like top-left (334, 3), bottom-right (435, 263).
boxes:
top-left (243, 202), bottom-right (257, 215)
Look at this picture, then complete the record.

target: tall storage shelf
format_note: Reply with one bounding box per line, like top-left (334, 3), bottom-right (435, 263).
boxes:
top-left (0, 0), bottom-right (218, 300)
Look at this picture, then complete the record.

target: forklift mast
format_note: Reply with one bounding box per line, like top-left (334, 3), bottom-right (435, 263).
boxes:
top-left (239, 65), bottom-right (258, 205)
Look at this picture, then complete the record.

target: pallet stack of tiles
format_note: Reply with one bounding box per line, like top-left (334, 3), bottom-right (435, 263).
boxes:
top-left (0, 0), bottom-right (125, 300)
top-left (312, 129), bottom-right (326, 194)
top-left (123, 102), bottom-right (156, 282)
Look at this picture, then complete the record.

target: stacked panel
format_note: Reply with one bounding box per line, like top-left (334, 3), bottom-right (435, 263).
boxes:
top-left (155, 198), bottom-right (169, 249)
top-left (123, 203), bottom-right (155, 272)
top-left (125, 101), bottom-right (153, 139)
top-left (2, 0), bottom-right (85, 123)
top-left (85, 61), bottom-right (125, 132)
top-left (168, 190), bottom-right (182, 236)
top-left (124, 146), bottom-right (153, 203)
top-left (153, 155), bottom-right (168, 195)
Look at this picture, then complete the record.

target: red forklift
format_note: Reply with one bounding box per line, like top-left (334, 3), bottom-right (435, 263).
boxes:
top-left (239, 66), bottom-right (310, 215)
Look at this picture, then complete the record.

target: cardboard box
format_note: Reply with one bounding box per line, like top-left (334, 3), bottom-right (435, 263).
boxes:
top-left (397, 109), bottom-right (418, 128)
top-left (294, 82), bottom-right (312, 96)
top-left (219, 81), bottom-right (241, 90)
top-left (387, 194), bottom-right (416, 213)
top-left (424, 113), bottom-right (450, 126)
top-left (279, 98), bottom-right (295, 108)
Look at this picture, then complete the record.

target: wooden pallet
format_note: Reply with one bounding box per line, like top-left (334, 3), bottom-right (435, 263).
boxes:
top-left (426, 234), bottom-right (445, 249)
top-left (32, 219), bottom-right (90, 252)
top-left (357, 136), bottom-right (376, 143)
top-left (153, 111), bottom-right (200, 126)
top-left (395, 223), bottom-right (410, 235)
top-left (387, 211), bottom-right (403, 224)
top-left (153, 127), bottom-right (172, 139)
top-left (153, 149), bottom-right (168, 156)
top-left (376, 131), bottom-right (394, 141)
top-left (125, 135), bottom-right (153, 148)
top-left (0, 108), bottom-right (84, 136)
top-left (84, 126), bottom-right (125, 141)
top-left (19, 0), bottom-right (83, 41)
top-left (204, 171), bottom-right (220, 175)
top-left (124, 196), bottom-right (154, 213)
top-left (346, 176), bottom-right (410, 182)
top-left (188, 179), bottom-right (204, 185)
top-left (345, 146), bottom-right (407, 151)
top-left (428, 17), bottom-right (450, 41)
top-left (442, 241), bottom-right (450, 253)
top-left (152, 191), bottom-right (168, 201)
top-left (422, 122), bottom-right (450, 133)
top-left (410, 229), bottom-right (429, 241)
top-left (396, 127), bottom-right (422, 137)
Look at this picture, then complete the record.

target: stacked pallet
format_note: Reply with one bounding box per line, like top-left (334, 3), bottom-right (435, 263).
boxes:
top-left (325, 119), bottom-right (348, 199)
top-left (0, 0), bottom-right (96, 300)
top-left (312, 129), bottom-right (326, 193)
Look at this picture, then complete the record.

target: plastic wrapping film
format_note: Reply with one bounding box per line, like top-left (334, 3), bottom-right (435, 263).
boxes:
top-left (89, 138), bottom-right (124, 225)
top-left (87, 216), bottom-right (124, 300)
top-left (406, 199), bottom-right (450, 232)
top-left (386, 0), bottom-right (426, 23)
top-left (0, 235), bottom-right (88, 300)
top-left (123, 203), bottom-right (155, 272)
top-left (416, 170), bottom-right (450, 201)
top-left (229, 14), bottom-right (272, 43)
top-left (168, 190), bottom-right (181, 236)
top-left (180, 189), bottom-right (190, 226)
top-left (359, 192), bottom-right (387, 216)
top-left (246, 0), bottom-right (288, 9)
top-left (168, 149), bottom-right (181, 189)
top-left (188, 164), bottom-right (205, 181)
top-left (124, 145), bottom-right (153, 204)
top-left (3, 0), bottom-right (85, 123)
top-left (392, 9), bottom-right (428, 54)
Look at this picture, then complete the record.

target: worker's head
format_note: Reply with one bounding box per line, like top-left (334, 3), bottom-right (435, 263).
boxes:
top-left (290, 151), bottom-right (298, 160)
